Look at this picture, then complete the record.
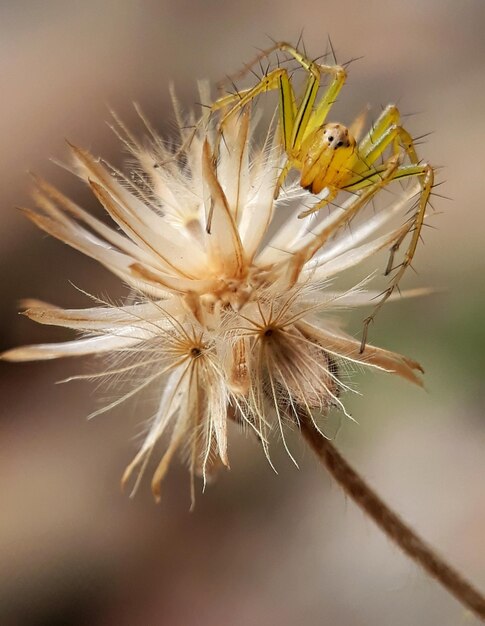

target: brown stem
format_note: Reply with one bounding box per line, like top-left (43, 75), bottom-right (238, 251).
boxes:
top-left (300, 415), bottom-right (485, 621)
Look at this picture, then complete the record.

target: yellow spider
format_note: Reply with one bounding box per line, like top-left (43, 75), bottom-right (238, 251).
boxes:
top-left (211, 41), bottom-right (435, 351)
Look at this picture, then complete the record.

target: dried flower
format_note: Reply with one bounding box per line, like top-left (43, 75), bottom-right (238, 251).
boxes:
top-left (2, 86), bottom-right (424, 501)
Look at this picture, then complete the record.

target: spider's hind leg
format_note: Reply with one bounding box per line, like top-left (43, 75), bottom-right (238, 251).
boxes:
top-left (342, 104), bottom-right (435, 351)
top-left (359, 161), bottom-right (434, 353)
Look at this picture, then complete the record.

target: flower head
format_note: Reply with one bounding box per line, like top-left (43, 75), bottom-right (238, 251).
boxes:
top-left (3, 86), bottom-right (424, 500)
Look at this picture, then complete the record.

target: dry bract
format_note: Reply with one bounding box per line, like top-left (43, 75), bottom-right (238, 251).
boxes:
top-left (2, 89), bottom-right (424, 500)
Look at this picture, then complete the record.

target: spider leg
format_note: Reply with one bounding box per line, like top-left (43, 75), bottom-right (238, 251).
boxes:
top-left (354, 105), bottom-right (424, 196)
top-left (341, 126), bottom-right (434, 351)
top-left (288, 156), bottom-right (401, 281)
top-left (215, 42), bottom-right (297, 90)
top-left (344, 106), bottom-right (435, 352)
top-left (230, 42), bottom-right (348, 153)
top-left (264, 44), bottom-right (348, 151)
top-left (345, 163), bottom-right (432, 262)
top-left (214, 43), bottom-right (328, 151)
top-left (213, 42), bottom-right (347, 165)
top-left (298, 61), bottom-right (347, 144)
top-left (274, 159), bottom-right (293, 200)
top-left (358, 104), bottom-right (401, 158)
top-left (212, 68), bottom-right (297, 154)
top-left (212, 44), bottom-right (326, 202)
top-left (300, 102), bottom-right (434, 351)
top-left (296, 149), bottom-right (422, 220)
top-left (207, 68), bottom-right (298, 231)
top-left (360, 162), bottom-right (433, 352)
top-left (297, 189), bottom-right (338, 218)
top-left (272, 44), bottom-right (323, 149)
top-left (338, 108), bottom-right (435, 351)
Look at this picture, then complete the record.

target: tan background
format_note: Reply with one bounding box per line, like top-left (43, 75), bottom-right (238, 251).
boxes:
top-left (1, 1), bottom-right (484, 625)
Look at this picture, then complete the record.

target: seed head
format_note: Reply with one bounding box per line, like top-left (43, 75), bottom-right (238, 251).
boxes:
top-left (2, 86), bottom-right (424, 501)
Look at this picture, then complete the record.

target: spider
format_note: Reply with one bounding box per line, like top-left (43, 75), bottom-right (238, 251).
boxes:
top-left (210, 41), bottom-right (435, 351)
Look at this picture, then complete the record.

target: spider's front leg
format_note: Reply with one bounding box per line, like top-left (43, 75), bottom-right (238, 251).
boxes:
top-left (211, 42), bottom-right (349, 204)
top-left (206, 66), bottom-right (298, 233)
top-left (211, 67), bottom-right (296, 151)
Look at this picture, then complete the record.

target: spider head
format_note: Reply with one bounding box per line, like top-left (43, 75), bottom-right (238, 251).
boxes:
top-left (321, 123), bottom-right (354, 150)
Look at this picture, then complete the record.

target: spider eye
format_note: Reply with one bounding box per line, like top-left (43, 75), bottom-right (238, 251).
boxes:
top-left (328, 136), bottom-right (334, 142)
top-left (337, 141), bottom-right (343, 147)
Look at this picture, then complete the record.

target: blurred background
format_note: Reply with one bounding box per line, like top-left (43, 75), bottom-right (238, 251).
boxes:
top-left (1, 1), bottom-right (484, 625)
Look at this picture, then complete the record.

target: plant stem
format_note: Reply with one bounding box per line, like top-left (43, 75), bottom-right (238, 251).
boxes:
top-left (299, 416), bottom-right (485, 621)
